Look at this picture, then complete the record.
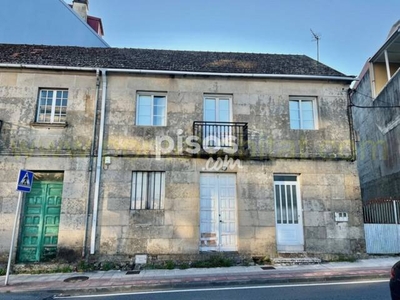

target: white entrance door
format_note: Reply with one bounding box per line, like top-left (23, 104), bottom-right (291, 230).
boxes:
top-left (274, 175), bottom-right (304, 252)
top-left (200, 173), bottom-right (237, 251)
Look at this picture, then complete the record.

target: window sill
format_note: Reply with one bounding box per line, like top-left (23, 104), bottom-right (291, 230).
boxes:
top-left (30, 122), bottom-right (68, 128)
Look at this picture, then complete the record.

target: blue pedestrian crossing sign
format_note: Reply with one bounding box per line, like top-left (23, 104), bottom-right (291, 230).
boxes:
top-left (16, 170), bottom-right (34, 193)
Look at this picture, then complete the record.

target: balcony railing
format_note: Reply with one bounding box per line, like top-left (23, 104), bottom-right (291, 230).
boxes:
top-left (193, 121), bottom-right (249, 156)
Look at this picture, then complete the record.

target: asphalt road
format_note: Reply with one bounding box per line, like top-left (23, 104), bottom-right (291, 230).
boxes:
top-left (1, 280), bottom-right (391, 300)
top-left (63, 280), bottom-right (390, 300)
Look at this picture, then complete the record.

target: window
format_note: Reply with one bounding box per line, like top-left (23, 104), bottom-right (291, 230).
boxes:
top-left (131, 171), bottom-right (165, 210)
top-left (203, 96), bottom-right (232, 122)
top-left (37, 89), bottom-right (68, 123)
top-left (289, 97), bottom-right (317, 130)
top-left (136, 93), bottom-right (166, 126)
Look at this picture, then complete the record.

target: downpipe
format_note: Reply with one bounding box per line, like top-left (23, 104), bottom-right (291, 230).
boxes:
top-left (90, 69), bottom-right (107, 254)
top-left (82, 69), bottom-right (100, 258)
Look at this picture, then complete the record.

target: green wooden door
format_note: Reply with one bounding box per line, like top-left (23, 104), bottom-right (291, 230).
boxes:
top-left (18, 181), bottom-right (63, 262)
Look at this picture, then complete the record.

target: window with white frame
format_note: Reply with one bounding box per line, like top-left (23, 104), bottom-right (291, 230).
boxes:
top-left (37, 89), bottom-right (68, 123)
top-left (136, 93), bottom-right (167, 126)
top-left (131, 171), bottom-right (165, 210)
top-left (289, 97), bottom-right (318, 130)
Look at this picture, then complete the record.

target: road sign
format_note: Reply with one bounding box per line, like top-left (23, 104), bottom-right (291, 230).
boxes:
top-left (16, 170), bottom-right (34, 193)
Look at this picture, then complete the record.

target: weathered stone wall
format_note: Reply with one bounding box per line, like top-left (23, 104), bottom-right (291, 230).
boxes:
top-left (0, 69), bottom-right (363, 263)
top-left (97, 157), bottom-right (363, 257)
top-left (104, 75), bottom-right (352, 159)
top-left (0, 69), bottom-right (96, 262)
top-left (352, 69), bottom-right (400, 201)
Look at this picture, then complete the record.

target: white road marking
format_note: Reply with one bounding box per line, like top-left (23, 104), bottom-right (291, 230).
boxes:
top-left (54, 279), bottom-right (389, 298)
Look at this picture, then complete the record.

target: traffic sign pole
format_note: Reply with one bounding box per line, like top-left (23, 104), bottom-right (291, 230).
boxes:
top-left (5, 191), bottom-right (23, 286)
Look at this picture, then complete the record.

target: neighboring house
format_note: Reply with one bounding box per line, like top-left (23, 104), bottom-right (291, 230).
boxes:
top-left (0, 43), bottom-right (363, 265)
top-left (351, 21), bottom-right (400, 254)
top-left (0, 0), bottom-right (108, 47)
top-left (351, 20), bottom-right (400, 202)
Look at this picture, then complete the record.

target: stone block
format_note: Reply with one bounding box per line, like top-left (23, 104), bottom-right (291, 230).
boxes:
top-left (166, 183), bottom-right (199, 199)
top-left (102, 182), bottom-right (131, 198)
top-left (173, 210), bottom-right (198, 226)
top-left (305, 226), bottom-right (327, 239)
top-left (303, 199), bottom-right (326, 212)
top-left (258, 211), bottom-right (275, 226)
top-left (238, 226), bottom-right (255, 239)
top-left (106, 197), bottom-right (131, 211)
top-left (171, 238), bottom-right (199, 253)
top-left (173, 226), bottom-right (197, 239)
top-left (172, 197), bottom-right (199, 211)
top-left (61, 198), bottom-right (86, 214)
top-left (59, 213), bottom-right (85, 231)
top-left (130, 210), bottom-right (165, 226)
top-left (238, 210), bottom-right (258, 226)
top-left (330, 185), bottom-right (346, 200)
top-left (62, 182), bottom-right (87, 199)
top-left (147, 239), bottom-right (171, 254)
top-left (99, 211), bottom-right (129, 226)
top-left (303, 211), bottom-right (325, 227)
top-left (57, 230), bottom-right (84, 248)
top-left (255, 227), bottom-right (275, 240)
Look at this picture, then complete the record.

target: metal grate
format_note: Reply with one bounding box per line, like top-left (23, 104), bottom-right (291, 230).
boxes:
top-left (131, 171), bottom-right (165, 210)
top-left (363, 199), bottom-right (400, 224)
top-left (193, 121), bottom-right (248, 152)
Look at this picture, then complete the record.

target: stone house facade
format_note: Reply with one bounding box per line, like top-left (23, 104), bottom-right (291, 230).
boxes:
top-left (0, 44), bottom-right (364, 264)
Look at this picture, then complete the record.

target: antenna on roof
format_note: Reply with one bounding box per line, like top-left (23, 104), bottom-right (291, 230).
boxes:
top-left (310, 29), bottom-right (321, 62)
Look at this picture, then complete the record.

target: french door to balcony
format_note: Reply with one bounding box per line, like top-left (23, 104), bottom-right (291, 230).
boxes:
top-left (203, 96), bottom-right (232, 147)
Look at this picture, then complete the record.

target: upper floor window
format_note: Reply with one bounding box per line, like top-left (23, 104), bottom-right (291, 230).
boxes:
top-left (203, 95), bottom-right (232, 122)
top-left (136, 93), bottom-right (167, 126)
top-left (289, 97), bottom-right (318, 130)
top-left (37, 89), bottom-right (68, 123)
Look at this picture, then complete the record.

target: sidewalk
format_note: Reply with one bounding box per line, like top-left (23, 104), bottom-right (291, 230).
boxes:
top-left (0, 257), bottom-right (396, 295)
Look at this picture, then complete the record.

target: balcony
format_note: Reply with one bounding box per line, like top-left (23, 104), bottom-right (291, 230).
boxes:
top-left (192, 121), bottom-right (249, 157)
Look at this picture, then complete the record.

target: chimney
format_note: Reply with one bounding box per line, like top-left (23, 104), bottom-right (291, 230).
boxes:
top-left (72, 0), bottom-right (89, 22)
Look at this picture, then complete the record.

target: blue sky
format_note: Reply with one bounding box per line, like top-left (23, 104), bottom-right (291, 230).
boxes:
top-left (89, 0), bottom-right (400, 76)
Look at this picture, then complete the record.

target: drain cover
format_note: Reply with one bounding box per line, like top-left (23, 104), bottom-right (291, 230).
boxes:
top-left (126, 270), bottom-right (140, 275)
top-left (261, 266), bottom-right (275, 270)
top-left (63, 276), bottom-right (89, 283)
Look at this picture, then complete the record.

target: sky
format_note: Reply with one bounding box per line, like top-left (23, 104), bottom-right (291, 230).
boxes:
top-left (89, 0), bottom-right (400, 76)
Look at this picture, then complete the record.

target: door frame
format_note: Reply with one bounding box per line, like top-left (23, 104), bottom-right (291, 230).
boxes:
top-left (199, 173), bottom-right (238, 252)
top-left (17, 180), bottom-right (63, 263)
top-left (273, 174), bottom-right (304, 252)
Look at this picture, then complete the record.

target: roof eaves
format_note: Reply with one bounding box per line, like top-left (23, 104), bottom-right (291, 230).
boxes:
top-left (370, 27), bottom-right (400, 62)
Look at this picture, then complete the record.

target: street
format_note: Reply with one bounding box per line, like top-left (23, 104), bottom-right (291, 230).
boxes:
top-left (2, 279), bottom-right (389, 300)
top-left (55, 280), bottom-right (391, 300)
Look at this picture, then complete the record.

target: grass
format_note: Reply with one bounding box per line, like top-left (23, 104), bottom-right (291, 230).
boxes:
top-left (0, 268), bottom-right (6, 276)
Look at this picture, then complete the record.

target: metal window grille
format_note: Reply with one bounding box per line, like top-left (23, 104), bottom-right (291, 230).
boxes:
top-left (363, 199), bottom-right (400, 224)
top-left (131, 171), bottom-right (165, 210)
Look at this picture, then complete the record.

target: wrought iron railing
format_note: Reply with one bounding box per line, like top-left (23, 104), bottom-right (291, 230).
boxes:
top-left (193, 121), bottom-right (248, 154)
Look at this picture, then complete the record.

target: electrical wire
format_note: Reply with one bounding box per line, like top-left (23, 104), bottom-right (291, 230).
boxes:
top-left (349, 89), bottom-right (400, 108)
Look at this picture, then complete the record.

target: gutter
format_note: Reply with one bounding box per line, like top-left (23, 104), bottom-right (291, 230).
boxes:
top-left (0, 64), bottom-right (355, 82)
top-left (90, 69), bottom-right (107, 254)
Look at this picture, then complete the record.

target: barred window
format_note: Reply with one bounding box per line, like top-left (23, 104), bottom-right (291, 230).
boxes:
top-left (131, 172), bottom-right (165, 210)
